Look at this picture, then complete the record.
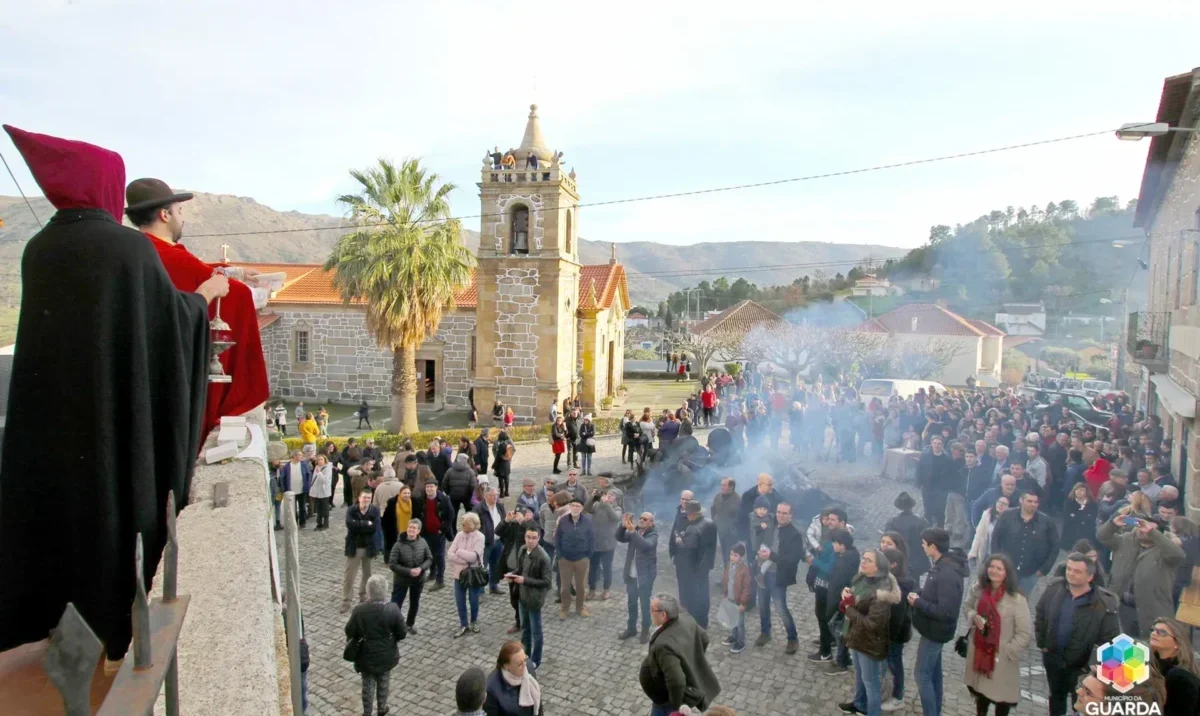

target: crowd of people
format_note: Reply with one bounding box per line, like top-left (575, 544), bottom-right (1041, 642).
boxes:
top-left (269, 368), bottom-right (1197, 716)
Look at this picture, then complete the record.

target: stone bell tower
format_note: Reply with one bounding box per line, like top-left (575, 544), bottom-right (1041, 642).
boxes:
top-left (473, 104), bottom-right (581, 424)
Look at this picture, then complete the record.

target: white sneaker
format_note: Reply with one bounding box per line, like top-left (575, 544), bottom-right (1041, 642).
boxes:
top-left (880, 697), bottom-right (903, 712)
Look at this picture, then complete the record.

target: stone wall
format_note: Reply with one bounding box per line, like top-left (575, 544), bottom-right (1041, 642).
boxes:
top-left (437, 313), bottom-right (476, 408)
top-left (1146, 109), bottom-right (1200, 519)
top-left (493, 268), bottom-right (540, 421)
top-left (260, 307), bottom-right (475, 408)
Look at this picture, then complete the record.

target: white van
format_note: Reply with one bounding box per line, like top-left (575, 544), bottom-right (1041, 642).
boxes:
top-left (858, 378), bottom-right (948, 405)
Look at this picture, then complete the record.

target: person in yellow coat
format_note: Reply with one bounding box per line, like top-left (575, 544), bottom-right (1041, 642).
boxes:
top-left (299, 412), bottom-right (321, 458)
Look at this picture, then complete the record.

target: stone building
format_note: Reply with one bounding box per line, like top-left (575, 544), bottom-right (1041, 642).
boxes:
top-left (241, 105), bottom-right (628, 423)
top-left (1128, 66), bottom-right (1200, 519)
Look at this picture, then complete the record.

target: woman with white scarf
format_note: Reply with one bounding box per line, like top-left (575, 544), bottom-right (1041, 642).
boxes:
top-left (484, 641), bottom-right (543, 715)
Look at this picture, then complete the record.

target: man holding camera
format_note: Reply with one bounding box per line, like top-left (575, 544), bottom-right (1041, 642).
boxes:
top-left (1096, 505), bottom-right (1184, 638)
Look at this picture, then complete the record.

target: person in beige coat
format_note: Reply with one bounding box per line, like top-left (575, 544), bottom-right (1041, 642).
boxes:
top-left (962, 553), bottom-right (1032, 716)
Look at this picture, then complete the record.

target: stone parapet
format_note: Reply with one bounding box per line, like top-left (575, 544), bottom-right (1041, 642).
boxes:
top-left (150, 409), bottom-right (290, 715)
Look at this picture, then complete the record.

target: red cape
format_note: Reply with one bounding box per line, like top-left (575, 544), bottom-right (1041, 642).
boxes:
top-left (146, 233), bottom-right (269, 440)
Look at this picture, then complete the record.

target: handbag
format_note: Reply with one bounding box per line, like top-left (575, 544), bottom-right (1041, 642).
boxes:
top-left (586, 438), bottom-right (596, 448)
top-left (342, 636), bottom-right (363, 662)
top-left (954, 629), bottom-right (971, 658)
top-left (461, 564), bottom-right (490, 589)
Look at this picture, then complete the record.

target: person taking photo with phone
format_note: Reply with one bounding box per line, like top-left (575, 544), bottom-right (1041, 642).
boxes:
top-left (1096, 504), bottom-right (1185, 638)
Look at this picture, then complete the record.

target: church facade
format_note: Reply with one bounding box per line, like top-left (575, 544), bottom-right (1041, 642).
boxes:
top-left (242, 105), bottom-right (628, 423)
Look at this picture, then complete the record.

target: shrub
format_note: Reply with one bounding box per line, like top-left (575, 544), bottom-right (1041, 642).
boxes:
top-left (724, 362), bottom-right (742, 377)
top-left (600, 396), bottom-right (614, 409)
top-left (282, 417), bottom-right (622, 452)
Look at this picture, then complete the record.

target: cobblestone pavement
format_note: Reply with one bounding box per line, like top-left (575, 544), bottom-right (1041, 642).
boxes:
top-left (285, 432), bottom-right (1057, 716)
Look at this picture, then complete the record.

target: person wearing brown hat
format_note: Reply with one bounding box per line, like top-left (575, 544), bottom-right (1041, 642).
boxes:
top-left (126, 177), bottom-right (271, 441)
top-left (0, 126), bottom-right (219, 664)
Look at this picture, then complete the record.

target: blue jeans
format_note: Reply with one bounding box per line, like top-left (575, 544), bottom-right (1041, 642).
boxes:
top-left (758, 572), bottom-right (797, 641)
top-left (300, 670), bottom-right (308, 713)
top-left (649, 704), bottom-right (672, 716)
top-left (1018, 573), bottom-right (1038, 598)
top-left (852, 649), bottom-right (886, 716)
top-left (581, 452), bottom-right (593, 473)
top-left (886, 640), bottom-right (905, 700)
top-left (627, 579), bottom-right (654, 632)
top-left (487, 540), bottom-right (504, 590)
top-left (731, 608), bottom-right (746, 649)
top-left (588, 550), bottom-right (614, 591)
top-left (915, 636), bottom-right (944, 716)
top-left (519, 602), bottom-right (543, 668)
top-left (454, 579), bottom-right (482, 627)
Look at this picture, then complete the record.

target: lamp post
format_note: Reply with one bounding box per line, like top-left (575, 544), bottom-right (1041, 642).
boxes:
top-left (1115, 122), bottom-right (1199, 140)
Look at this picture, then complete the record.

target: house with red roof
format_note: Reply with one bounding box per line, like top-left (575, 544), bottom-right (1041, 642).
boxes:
top-left (234, 105), bottom-right (630, 420)
top-left (860, 303), bottom-right (1006, 386)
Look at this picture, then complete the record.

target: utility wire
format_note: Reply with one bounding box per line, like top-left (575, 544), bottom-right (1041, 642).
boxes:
top-left (0, 148), bottom-right (42, 229)
top-left (181, 126), bottom-right (1126, 240)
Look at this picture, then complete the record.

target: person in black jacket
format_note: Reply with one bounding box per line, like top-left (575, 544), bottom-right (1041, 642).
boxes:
top-left (565, 409), bottom-right (581, 468)
top-left (426, 438), bottom-right (452, 485)
top-left (412, 481), bottom-right (455, 590)
top-left (496, 507), bottom-right (539, 635)
top-left (917, 436), bottom-right (954, 527)
top-left (824, 528), bottom-right (859, 673)
top-left (474, 428), bottom-right (491, 476)
top-left (344, 574), bottom-right (406, 716)
top-left (1034, 553), bottom-right (1119, 716)
top-left (908, 528), bottom-right (969, 716)
top-left (675, 500), bottom-right (718, 630)
top-left (989, 491), bottom-right (1060, 596)
top-left (1060, 482), bottom-right (1098, 550)
top-left (754, 501), bottom-right (806, 654)
top-left (884, 492), bottom-right (931, 580)
top-left (387, 518), bottom-right (433, 634)
top-left (343, 489), bottom-right (380, 613)
top-left (492, 431), bottom-right (515, 498)
top-left (881, 547), bottom-right (915, 712)
top-left (1148, 617), bottom-right (1200, 716)
top-left (485, 641), bottom-right (544, 715)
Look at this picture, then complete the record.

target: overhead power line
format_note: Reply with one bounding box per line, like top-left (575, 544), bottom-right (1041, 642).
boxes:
top-left (0, 148), bottom-right (42, 229)
top-left (177, 125), bottom-right (1126, 240)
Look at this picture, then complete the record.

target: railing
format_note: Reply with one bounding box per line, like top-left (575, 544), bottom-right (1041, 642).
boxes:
top-left (483, 163), bottom-right (576, 193)
top-left (1127, 310), bottom-right (1171, 366)
top-left (0, 493), bottom-right (188, 715)
top-left (280, 492), bottom-right (305, 716)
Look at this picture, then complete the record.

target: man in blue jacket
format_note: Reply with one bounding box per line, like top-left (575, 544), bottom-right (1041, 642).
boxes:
top-left (617, 511), bottom-right (659, 643)
top-left (555, 498), bottom-right (595, 619)
top-left (279, 450), bottom-right (313, 527)
top-left (908, 528), bottom-right (968, 716)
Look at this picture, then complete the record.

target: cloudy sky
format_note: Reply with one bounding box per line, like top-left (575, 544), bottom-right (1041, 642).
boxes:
top-left (2, 0), bottom-right (1198, 250)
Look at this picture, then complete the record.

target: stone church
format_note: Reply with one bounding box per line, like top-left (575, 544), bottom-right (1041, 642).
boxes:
top-left (241, 105), bottom-right (628, 423)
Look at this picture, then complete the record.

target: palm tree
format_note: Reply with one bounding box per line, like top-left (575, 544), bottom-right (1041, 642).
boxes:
top-left (324, 158), bottom-right (475, 434)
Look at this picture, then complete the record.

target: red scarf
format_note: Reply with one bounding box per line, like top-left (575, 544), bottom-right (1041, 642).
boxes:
top-left (972, 584), bottom-right (1005, 677)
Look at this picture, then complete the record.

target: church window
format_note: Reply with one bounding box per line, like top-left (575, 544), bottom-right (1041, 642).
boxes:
top-left (565, 210), bottom-right (573, 254)
top-left (470, 336), bottom-right (477, 373)
top-left (294, 329), bottom-right (311, 366)
top-left (511, 206), bottom-right (530, 254)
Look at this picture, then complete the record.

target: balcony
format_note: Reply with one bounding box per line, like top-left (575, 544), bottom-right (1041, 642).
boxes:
top-left (483, 162), bottom-right (576, 194)
top-left (1127, 310), bottom-right (1171, 373)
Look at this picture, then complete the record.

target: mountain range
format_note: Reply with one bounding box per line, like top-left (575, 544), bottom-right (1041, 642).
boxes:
top-left (0, 192), bottom-right (899, 310)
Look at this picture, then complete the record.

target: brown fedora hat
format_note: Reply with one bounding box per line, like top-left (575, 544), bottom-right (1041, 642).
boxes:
top-left (125, 177), bottom-right (193, 213)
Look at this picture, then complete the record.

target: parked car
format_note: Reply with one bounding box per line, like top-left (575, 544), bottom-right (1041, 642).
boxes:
top-left (1029, 389), bottom-right (1114, 428)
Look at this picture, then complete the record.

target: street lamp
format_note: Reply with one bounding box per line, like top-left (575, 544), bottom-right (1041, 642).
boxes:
top-left (1115, 122), bottom-right (1200, 141)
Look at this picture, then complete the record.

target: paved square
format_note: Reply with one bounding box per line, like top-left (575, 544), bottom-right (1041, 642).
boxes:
top-left (284, 431), bottom-right (1055, 715)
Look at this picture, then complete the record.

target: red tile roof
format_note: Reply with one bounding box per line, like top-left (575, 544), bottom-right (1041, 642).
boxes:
top-left (257, 313), bottom-right (280, 330)
top-left (692, 300), bottom-right (784, 336)
top-left (231, 262), bottom-right (626, 312)
top-left (578, 264), bottom-right (630, 311)
top-left (863, 304), bottom-right (1006, 337)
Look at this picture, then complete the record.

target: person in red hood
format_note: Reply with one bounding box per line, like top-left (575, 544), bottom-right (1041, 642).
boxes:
top-left (124, 178), bottom-right (270, 441)
top-left (0, 125), bottom-right (224, 662)
top-left (1084, 457), bottom-right (1113, 499)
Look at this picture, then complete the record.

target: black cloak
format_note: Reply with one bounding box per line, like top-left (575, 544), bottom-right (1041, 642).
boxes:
top-left (0, 126), bottom-right (210, 660)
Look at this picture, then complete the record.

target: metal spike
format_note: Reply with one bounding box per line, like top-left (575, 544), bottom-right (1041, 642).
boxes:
top-left (43, 603), bottom-right (103, 716)
top-left (132, 534), bottom-right (152, 670)
top-left (164, 491), bottom-right (179, 603)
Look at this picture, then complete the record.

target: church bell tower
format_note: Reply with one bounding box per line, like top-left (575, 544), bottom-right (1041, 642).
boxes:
top-left (473, 104), bottom-right (581, 424)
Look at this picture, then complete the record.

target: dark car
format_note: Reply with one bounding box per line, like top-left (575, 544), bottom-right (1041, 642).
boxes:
top-left (1030, 389), bottom-right (1113, 428)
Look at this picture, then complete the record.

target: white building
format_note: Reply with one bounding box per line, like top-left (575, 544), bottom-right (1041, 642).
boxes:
top-left (851, 275), bottom-right (901, 298)
top-left (861, 303), bottom-right (1005, 386)
top-left (625, 312), bottom-right (651, 328)
top-left (994, 302), bottom-right (1046, 336)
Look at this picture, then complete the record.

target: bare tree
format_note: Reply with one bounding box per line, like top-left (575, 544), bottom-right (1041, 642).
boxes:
top-left (889, 338), bottom-right (968, 379)
top-left (659, 328), bottom-right (740, 373)
top-left (739, 323), bottom-right (887, 379)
